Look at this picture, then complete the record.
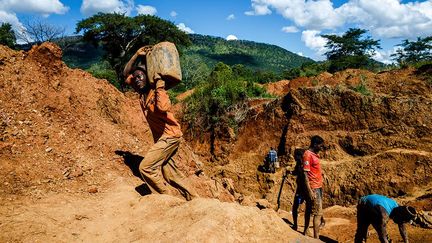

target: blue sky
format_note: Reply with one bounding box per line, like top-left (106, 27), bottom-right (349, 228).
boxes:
top-left (1, 0), bottom-right (432, 63)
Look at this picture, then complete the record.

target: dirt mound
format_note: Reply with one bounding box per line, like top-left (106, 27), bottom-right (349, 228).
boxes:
top-left (0, 43), bottom-right (234, 204)
top-left (27, 42), bottom-right (63, 67)
top-left (263, 79), bottom-right (290, 96)
top-left (0, 178), bottom-right (315, 242)
top-left (285, 68), bottom-right (431, 97)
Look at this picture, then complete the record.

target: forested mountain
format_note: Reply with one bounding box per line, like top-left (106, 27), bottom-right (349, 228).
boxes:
top-left (61, 36), bottom-right (105, 69)
top-left (61, 34), bottom-right (313, 74)
top-left (183, 34), bottom-right (313, 73)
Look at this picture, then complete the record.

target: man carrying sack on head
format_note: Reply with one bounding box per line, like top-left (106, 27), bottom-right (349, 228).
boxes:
top-left (123, 43), bottom-right (197, 201)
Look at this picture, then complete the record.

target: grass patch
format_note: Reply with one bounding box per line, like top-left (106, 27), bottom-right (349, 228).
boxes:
top-left (351, 74), bottom-right (371, 96)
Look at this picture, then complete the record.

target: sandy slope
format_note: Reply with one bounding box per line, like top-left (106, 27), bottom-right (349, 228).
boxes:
top-left (0, 177), bottom-right (317, 243)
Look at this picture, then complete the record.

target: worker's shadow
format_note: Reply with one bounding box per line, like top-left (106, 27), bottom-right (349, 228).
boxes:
top-left (257, 164), bottom-right (267, 172)
top-left (281, 218), bottom-right (337, 243)
top-left (319, 236), bottom-right (337, 243)
top-left (114, 150), bottom-right (152, 196)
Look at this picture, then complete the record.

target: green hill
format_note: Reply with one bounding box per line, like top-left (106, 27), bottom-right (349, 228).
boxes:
top-left (183, 34), bottom-right (313, 73)
top-left (61, 36), bottom-right (105, 70)
top-left (61, 34), bottom-right (313, 74)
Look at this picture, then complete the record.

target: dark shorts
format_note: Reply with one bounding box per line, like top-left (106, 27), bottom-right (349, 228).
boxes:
top-left (310, 188), bottom-right (323, 216)
top-left (294, 192), bottom-right (305, 205)
top-left (294, 186), bottom-right (306, 205)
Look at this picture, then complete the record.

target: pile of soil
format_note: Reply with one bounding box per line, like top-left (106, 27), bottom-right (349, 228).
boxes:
top-left (266, 68), bottom-right (431, 97)
top-left (263, 79), bottom-right (290, 96)
top-left (1, 42), bottom-right (148, 200)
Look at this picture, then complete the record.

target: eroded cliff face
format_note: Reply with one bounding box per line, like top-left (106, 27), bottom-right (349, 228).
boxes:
top-left (185, 66), bottom-right (432, 210)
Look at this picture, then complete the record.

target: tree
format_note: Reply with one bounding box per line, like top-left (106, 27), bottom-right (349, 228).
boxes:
top-left (0, 23), bottom-right (16, 48)
top-left (178, 54), bottom-right (210, 91)
top-left (391, 36), bottom-right (432, 65)
top-left (322, 28), bottom-right (380, 72)
top-left (282, 61), bottom-right (330, 80)
top-left (253, 70), bottom-right (280, 83)
top-left (76, 13), bottom-right (191, 81)
top-left (16, 18), bottom-right (65, 45)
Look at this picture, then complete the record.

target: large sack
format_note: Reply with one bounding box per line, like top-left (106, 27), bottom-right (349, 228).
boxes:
top-left (146, 42), bottom-right (182, 90)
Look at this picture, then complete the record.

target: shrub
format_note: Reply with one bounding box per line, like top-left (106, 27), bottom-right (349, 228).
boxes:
top-left (0, 23), bottom-right (16, 48)
top-left (167, 90), bottom-right (179, 104)
top-left (352, 75), bottom-right (371, 96)
top-left (86, 61), bottom-right (119, 89)
top-left (414, 61), bottom-right (432, 86)
top-left (413, 60), bottom-right (432, 69)
top-left (184, 62), bottom-right (271, 132)
top-left (282, 61), bottom-right (329, 80)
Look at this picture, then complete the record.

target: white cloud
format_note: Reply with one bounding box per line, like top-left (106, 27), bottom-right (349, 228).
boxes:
top-left (301, 30), bottom-right (328, 58)
top-left (80, 0), bottom-right (133, 16)
top-left (373, 47), bottom-right (399, 64)
top-left (177, 23), bottom-right (194, 34)
top-left (293, 0), bottom-right (343, 30)
top-left (281, 26), bottom-right (299, 33)
top-left (170, 11), bottom-right (177, 17)
top-left (245, 1), bottom-right (271, 16)
top-left (246, 0), bottom-right (432, 38)
top-left (136, 5), bottom-right (157, 16)
top-left (0, 0), bottom-right (68, 43)
top-left (0, 10), bottom-right (31, 44)
top-left (245, 0), bottom-right (342, 29)
top-left (297, 52), bottom-right (304, 57)
top-left (339, 0), bottom-right (432, 38)
top-left (0, 10), bottom-right (24, 31)
top-left (226, 14), bottom-right (235, 20)
top-left (0, 0), bottom-right (69, 16)
top-left (226, 34), bottom-right (238, 41)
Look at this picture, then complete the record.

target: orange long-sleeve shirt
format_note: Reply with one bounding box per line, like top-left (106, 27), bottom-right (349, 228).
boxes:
top-left (139, 86), bottom-right (183, 142)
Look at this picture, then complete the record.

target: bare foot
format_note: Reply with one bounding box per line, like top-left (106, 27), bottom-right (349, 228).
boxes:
top-left (320, 218), bottom-right (326, 229)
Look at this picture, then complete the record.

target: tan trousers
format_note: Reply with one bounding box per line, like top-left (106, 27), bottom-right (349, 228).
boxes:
top-left (139, 136), bottom-right (196, 200)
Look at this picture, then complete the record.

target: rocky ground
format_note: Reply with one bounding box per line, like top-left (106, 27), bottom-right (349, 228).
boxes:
top-left (1, 43), bottom-right (431, 242)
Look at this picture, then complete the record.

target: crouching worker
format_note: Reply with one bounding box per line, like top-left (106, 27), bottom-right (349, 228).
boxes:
top-left (123, 47), bottom-right (197, 201)
top-left (354, 194), bottom-right (417, 243)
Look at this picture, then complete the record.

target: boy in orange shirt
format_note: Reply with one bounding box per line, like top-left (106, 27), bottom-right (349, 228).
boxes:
top-left (123, 48), bottom-right (196, 201)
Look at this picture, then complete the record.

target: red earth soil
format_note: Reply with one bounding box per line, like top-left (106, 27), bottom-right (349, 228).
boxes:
top-left (1, 43), bottom-right (431, 242)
